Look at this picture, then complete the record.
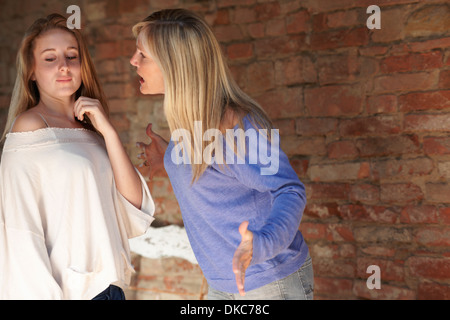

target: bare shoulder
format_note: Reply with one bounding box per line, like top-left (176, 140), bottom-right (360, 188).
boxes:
top-left (10, 109), bottom-right (48, 133)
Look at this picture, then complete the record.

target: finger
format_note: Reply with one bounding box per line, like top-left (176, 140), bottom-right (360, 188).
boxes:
top-left (136, 142), bottom-right (148, 149)
top-left (77, 105), bottom-right (97, 121)
top-left (137, 153), bottom-right (146, 160)
top-left (145, 123), bottom-right (154, 137)
top-left (239, 221), bottom-right (249, 237)
top-left (234, 265), bottom-right (246, 296)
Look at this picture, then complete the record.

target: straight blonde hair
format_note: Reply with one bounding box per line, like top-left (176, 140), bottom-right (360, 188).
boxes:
top-left (1, 13), bottom-right (108, 140)
top-left (133, 9), bottom-right (272, 182)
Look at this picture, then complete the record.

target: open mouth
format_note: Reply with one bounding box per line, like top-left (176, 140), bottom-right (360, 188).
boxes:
top-left (139, 77), bottom-right (145, 84)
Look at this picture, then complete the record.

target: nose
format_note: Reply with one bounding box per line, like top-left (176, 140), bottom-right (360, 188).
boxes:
top-left (130, 51), bottom-right (139, 67)
top-left (59, 59), bottom-right (69, 72)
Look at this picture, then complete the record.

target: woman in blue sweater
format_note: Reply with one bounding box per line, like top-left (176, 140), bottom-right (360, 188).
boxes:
top-left (131, 9), bottom-right (313, 300)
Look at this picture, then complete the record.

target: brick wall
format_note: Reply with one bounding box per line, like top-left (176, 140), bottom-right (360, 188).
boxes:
top-left (0, 0), bottom-right (449, 300)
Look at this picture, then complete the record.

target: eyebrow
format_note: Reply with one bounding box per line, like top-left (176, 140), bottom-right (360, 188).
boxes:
top-left (40, 46), bottom-right (78, 54)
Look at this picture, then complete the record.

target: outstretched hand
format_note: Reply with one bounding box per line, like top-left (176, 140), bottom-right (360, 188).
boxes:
top-left (232, 221), bottom-right (254, 296)
top-left (136, 123), bottom-right (168, 180)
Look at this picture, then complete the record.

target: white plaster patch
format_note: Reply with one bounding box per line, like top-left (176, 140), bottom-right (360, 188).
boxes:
top-left (129, 225), bottom-right (198, 264)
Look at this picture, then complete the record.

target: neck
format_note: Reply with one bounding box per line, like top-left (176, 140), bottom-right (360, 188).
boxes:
top-left (39, 94), bottom-right (76, 121)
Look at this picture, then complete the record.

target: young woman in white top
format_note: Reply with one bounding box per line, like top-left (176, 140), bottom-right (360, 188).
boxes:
top-left (0, 14), bottom-right (155, 300)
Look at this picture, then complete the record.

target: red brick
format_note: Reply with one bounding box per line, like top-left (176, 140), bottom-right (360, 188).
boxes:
top-left (361, 246), bottom-right (396, 257)
top-left (246, 22), bottom-right (265, 39)
top-left (357, 257), bottom-right (405, 282)
top-left (339, 115), bottom-right (401, 136)
top-left (380, 51), bottom-right (443, 73)
top-left (246, 61), bottom-right (275, 93)
top-left (300, 222), bottom-right (327, 240)
top-left (226, 42), bottom-right (253, 60)
top-left (254, 34), bottom-right (306, 58)
top-left (304, 203), bottom-right (339, 219)
top-left (95, 42), bottom-right (122, 60)
top-left (439, 70), bottom-right (450, 89)
top-left (404, 114), bottom-right (450, 132)
top-left (326, 9), bottom-right (361, 29)
top-left (371, 158), bottom-right (434, 180)
top-left (407, 257), bottom-right (450, 281)
top-left (405, 4), bottom-right (450, 38)
top-left (409, 37), bottom-right (450, 52)
top-left (256, 87), bottom-right (303, 120)
top-left (306, 183), bottom-right (350, 201)
top-left (118, 0), bottom-right (148, 13)
top-left (289, 158), bottom-right (309, 178)
top-left (327, 224), bottom-right (355, 242)
top-left (373, 71), bottom-right (438, 94)
top-left (440, 207), bottom-right (450, 225)
top-left (213, 9), bottom-right (230, 25)
top-left (349, 185), bottom-right (380, 204)
top-left (339, 205), bottom-right (399, 223)
top-left (273, 118), bottom-right (295, 135)
top-left (232, 7), bottom-right (256, 24)
top-left (308, 162), bottom-right (369, 182)
top-left (306, 0), bottom-right (419, 13)
top-left (353, 281), bottom-right (416, 300)
top-left (415, 227), bottom-right (450, 247)
top-left (418, 282), bottom-right (450, 300)
top-left (213, 25), bottom-right (243, 42)
top-left (356, 135), bottom-right (420, 157)
top-left (316, 53), bottom-right (360, 84)
top-left (312, 13), bottom-right (327, 32)
top-left (400, 206), bottom-right (439, 224)
top-left (314, 277), bottom-right (354, 298)
top-left (295, 117), bottom-right (338, 136)
top-left (305, 85), bottom-right (363, 117)
top-left (424, 137), bottom-right (450, 155)
top-left (367, 95), bottom-right (397, 114)
top-left (108, 99), bottom-right (130, 113)
top-left (380, 183), bottom-right (424, 204)
top-left (254, 2), bottom-right (281, 21)
top-left (281, 136), bottom-right (326, 157)
top-left (354, 226), bottom-right (412, 244)
top-left (286, 10), bottom-right (310, 34)
top-left (426, 183), bottom-right (450, 204)
top-left (265, 19), bottom-right (286, 37)
top-left (275, 55), bottom-right (316, 86)
top-left (311, 27), bottom-right (369, 50)
top-left (327, 140), bottom-right (359, 160)
top-left (398, 90), bottom-right (450, 112)
top-left (313, 255), bottom-right (355, 277)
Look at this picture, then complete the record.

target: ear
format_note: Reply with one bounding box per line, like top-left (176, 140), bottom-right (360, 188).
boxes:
top-left (30, 73), bottom-right (36, 81)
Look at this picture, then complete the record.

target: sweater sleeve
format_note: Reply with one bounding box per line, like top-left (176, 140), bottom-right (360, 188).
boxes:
top-left (224, 123), bottom-right (307, 266)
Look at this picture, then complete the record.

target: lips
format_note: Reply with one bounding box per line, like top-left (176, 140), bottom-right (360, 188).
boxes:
top-left (56, 77), bottom-right (72, 82)
top-left (139, 76), bottom-right (145, 84)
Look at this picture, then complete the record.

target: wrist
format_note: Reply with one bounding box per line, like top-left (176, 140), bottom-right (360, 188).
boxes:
top-left (100, 123), bottom-right (118, 141)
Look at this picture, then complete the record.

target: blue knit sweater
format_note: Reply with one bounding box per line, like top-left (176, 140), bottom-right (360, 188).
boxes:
top-left (164, 115), bottom-right (309, 293)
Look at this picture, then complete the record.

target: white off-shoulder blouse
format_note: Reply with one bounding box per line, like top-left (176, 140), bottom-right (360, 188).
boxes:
top-left (0, 128), bottom-right (155, 300)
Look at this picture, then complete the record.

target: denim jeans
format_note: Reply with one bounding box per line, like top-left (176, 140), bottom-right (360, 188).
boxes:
top-left (207, 254), bottom-right (314, 300)
top-left (92, 285), bottom-right (125, 300)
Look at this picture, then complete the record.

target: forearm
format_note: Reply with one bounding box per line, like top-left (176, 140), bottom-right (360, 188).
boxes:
top-left (103, 128), bottom-right (143, 209)
top-left (250, 191), bottom-right (305, 265)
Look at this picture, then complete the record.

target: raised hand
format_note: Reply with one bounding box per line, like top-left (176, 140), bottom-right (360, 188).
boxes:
top-left (136, 123), bottom-right (169, 180)
top-left (73, 96), bottom-right (113, 136)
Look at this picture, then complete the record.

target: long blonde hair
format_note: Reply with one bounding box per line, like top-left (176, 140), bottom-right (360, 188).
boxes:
top-left (133, 9), bottom-right (272, 182)
top-left (1, 13), bottom-right (108, 140)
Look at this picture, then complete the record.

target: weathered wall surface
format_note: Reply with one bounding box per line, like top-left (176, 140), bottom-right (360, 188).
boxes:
top-left (1, 0), bottom-right (449, 299)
